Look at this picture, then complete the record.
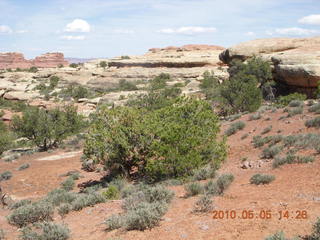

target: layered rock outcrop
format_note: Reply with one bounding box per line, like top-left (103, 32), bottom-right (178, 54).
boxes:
top-left (219, 37), bottom-right (320, 95)
top-left (0, 52), bottom-right (69, 69)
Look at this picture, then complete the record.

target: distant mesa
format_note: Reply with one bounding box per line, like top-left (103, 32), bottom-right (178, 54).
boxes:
top-left (148, 44), bottom-right (225, 53)
top-left (0, 52), bottom-right (69, 69)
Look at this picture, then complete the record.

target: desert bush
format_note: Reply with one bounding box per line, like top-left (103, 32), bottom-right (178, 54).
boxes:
top-left (193, 194), bottom-right (214, 213)
top-left (296, 155), bottom-right (314, 164)
top-left (288, 100), bottom-right (304, 107)
top-left (59, 84), bottom-right (93, 100)
top-left (18, 163), bottom-right (30, 171)
top-left (0, 122), bottom-right (14, 155)
top-left (144, 185), bottom-right (174, 203)
top-left (71, 193), bottom-right (105, 211)
top-left (28, 67), bottom-right (38, 73)
top-left (99, 61), bottom-right (107, 68)
top-left (7, 201), bottom-right (54, 227)
top-left (12, 105), bottom-right (85, 151)
top-left (215, 174), bottom-right (234, 194)
top-left (224, 121), bottom-right (246, 136)
top-left (60, 177), bottom-right (75, 191)
top-left (192, 165), bottom-right (216, 181)
top-left (10, 199), bottom-right (32, 210)
top-left (252, 135), bottom-right (266, 148)
top-left (184, 182), bottom-right (204, 197)
top-left (309, 103), bottom-right (320, 113)
top-left (261, 125), bottom-right (272, 135)
top-left (199, 71), bottom-right (220, 100)
top-left (0, 171), bottom-right (12, 181)
top-left (287, 106), bottom-right (303, 117)
top-left (84, 97), bottom-right (226, 181)
top-left (102, 185), bottom-right (120, 200)
top-left (57, 204), bottom-right (72, 217)
top-left (261, 145), bottom-right (282, 159)
top-left (49, 76), bottom-right (60, 89)
top-left (265, 231), bottom-right (287, 240)
top-left (124, 201), bottom-right (168, 230)
top-left (305, 117), bottom-right (320, 128)
top-left (249, 112), bottom-right (261, 121)
top-left (105, 214), bottom-right (124, 230)
top-left (250, 174), bottom-right (275, 185)
top-left (69, 63), bottom-right (78, 68)
top-left (310, 217), bottom-right (320, 240)
top-left (226, 113), bottom-right (242, 122)
top-left (45, 189), bottom-right (77, 206)
top-left (20, 222), bottom-right (70, 240)
top-left (118, 79), bottom-right (138, 91)
top-left (277, 93), bottom-right (307, 107)
top-left (273, 154), bottom-right (296, 168)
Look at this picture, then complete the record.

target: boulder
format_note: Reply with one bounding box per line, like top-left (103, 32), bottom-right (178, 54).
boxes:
top-left (219, 37), bottom-right (320, 95)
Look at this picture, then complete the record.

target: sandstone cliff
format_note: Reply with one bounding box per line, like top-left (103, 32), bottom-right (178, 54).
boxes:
top-left (0, 52), bottom-right (69, 69)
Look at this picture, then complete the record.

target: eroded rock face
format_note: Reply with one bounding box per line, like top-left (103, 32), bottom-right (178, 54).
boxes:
top-left (0, 52), bottom-right (69, 69)
top-left (219, 37), bottom-right (320, 94)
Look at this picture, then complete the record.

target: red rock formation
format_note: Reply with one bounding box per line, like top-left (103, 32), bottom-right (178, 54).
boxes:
top-left (0, 52), bottom-right (69, 69)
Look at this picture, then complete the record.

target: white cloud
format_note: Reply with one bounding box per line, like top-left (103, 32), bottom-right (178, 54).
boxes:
top-left (265, 30), bottom-right (273, 36)
top-left (114, 29), bottom-right (135, 34)
top-left (158, 26), bottom-right (216, 35)
top-left (0, 25), bottom-right (12, 34)
top-left (299, 14), bottom-right (320, 25)
top-left (275, 27), bottom-right (318, 36)
top-left (64, 19), bottom-right (91, 33)
top-left (245, 31), bottom-right (255, 36)
top-left (61, 35), bottom-right (86, 40)
top-left (16, 30), bottom-right (28, 34)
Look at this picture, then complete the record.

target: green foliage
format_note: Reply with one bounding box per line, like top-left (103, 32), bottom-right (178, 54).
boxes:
top-left (45, 189), bottom-right (77, 206)
top-left (265, 231), bottom-right (287, 240)
top-left (250, 174), bottom-right (275, 185)
top-left (261, 145), bottom-right (282, 159)
top-left (60, 177), bottom-right (75, 191)
top-left (102, 185), bottom-right (120, 200)
top-left (310, 217), bottom-right (320, 240)
top-left (224, 121), bottom-right (245, 136)
top-left (277, 93), bottom-right (307, 107)
top-left (69, 63), bottom-right (79, 68)
top-left (288, 100), bottom-right (304, 107)
top-left (10, 199), bottom-right (32, 210)
top-left (150, 73), bottom-right (171, 90)
top-left (57, 204), bottom-right (72, 217)
top-left (49, 76), bottom-right (60, 89)
top-left (18, 163), bottom-right (30, 171)
top-left (121, 55), bottom-right (130, 59)
top-left (12, 105), bottom-right (85, 150)
top-left (84, 97), bottom-right (226, 181)
top-left (309, 103), bottom-right (320, 113)
top-left (0, 171), bottom-right (12, 181)
top-left (184, 182), bottom-right (204, 197)
top-left (305, 117), bottom-right (320, 128)
top-left (287, 106), bottom-right (303, 117)
top-left (20, 222), bottom-right (70, 240)
top-left (193, 194), bottom-right (214, 213)
top-left (261, 125), bottom-right (272, 135)
top-left (118, 79), bottom-right (138, 91)
top-left (105, 184), bottom-right (174, 231)
top-left (99, 61), bottom-right (107, 68)
top-left (7, 201), bottom-right (54, 227)
top-left (192, 165), bottom-right (216, 181)
top-left (249, 112), bottom-right (261, 121)
top-left (59, 84), bottom-right (93, 100)
top-left (216, 174), bottom-right (234, 194)
top-left (28, 67), bottom-right (38, 73)
top-left (0, 98), bottom-right (30, 112)
top-left (199, 71), bottom-right (220, 100)
top-left (0, 121), bottom-right (14, 155)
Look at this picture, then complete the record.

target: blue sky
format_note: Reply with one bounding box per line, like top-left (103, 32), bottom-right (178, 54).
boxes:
top-left (0, 0), bottom-right (320, 58)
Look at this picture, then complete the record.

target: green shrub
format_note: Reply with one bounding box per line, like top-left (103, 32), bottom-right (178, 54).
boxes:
top-left (309, 103), bottom-right (320, 113)
top-left (215, 174), bottom-right (234, 195)
top-left (124, 201), bottom-right (168, 230)
top-left (57, 204), bottom-right (72, 217)
top-left (7, 202), bottom-right (54, 227)
top-left (250, 174), bottom-right (275, 185)
top-left (277, 93), bottom-right (307, 107)
top-left (69, 63), bottom-right (78, 68)
top-left (99, 61), bottom-right (107, 68)
top-left (226, 113), bottom-right (242, 122)
top-left (184, 182), bottom-right (204, 197)
top-left (273, 154), bottom-right (296, 168)
top-left (12, 105), bottom-right (85, 151)
top-left (0, 171), bottom-right (12, 181)
top-left (18, 163), bottom-right (30, 171)
top-left (305, 117), bottom-right (320, 128)
top-left (71, 193), bottom-right (105, 211)
top-left (252, 135), bottom-right (266, 148)
top-left (10, 199), bottom-right (32, 210)
top-left (84, 97), bottom-right (226, 181)
top-left (296, 155), bottom-right (314, 164)
top-left (28, 67), bottom-right (38, 73)
top-left (261, 145), bottom-right (282, 159)
top-left (105, 214), bottom-right (124, 230)
top-left (199, 71), bottom-right (220, 100)
top-left (265, 231), bottom-right (286, 240)
top-left (59, 84), bottom-right (93, 100)
top-left (192, 165), bottom-right (216, 181)
top-left (249, 112), bottom-right (261, 121)
top-left (61, 178), bottom-right (75, 191)
top-left (49, 76), bottom-right (60, 89)
top-left (0, 122), bottom-right (14, 155)
top-left (20, 222), bottom-right (70, 240)
top-left (45, 189), bottom-right (77, 206)
top-left (261, 125), bottom-right (272, 135)
top-left (287, 106), bottom-right (303, 117)
top-left (310, 217), bottom-right (320, 239)
top-left (102, 185), bottom-right (120, 200)
top-left (288, 100), bottom-right (304, 107)
top-left (144, 185), bottom-right (174, 203)
top-left (225, 121), bottom-right (246, 136)
top-left (118, 79), bottom-right (138, 91)
top-left (193, 194), bottom-right (214, 213)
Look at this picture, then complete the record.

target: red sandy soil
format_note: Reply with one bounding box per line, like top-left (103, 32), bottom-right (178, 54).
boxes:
top-left (1, 107), bottom-right (320, 240)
